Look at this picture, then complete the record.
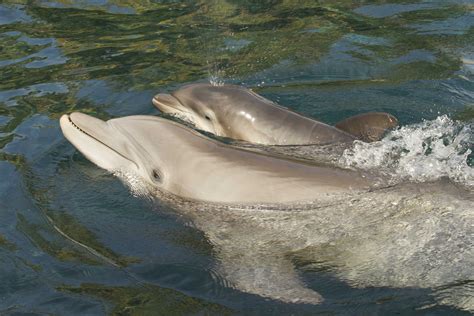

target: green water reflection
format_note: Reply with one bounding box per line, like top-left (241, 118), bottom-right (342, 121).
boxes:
top-left (0, 0), bottom-right (473, 314)
top-left (59, 283), bottom-right (233, 315)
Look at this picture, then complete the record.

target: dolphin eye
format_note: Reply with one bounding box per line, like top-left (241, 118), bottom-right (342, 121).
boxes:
top-left (204, 115), bottom-right (211, 121)
top-left (152, 169), bottom-right (162, 182)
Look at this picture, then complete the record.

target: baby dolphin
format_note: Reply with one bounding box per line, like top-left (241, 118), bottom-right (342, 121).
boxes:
top-left (60, 112), bottom-right (373, 204)
top-left (152, 83), bottom-right (398, 145)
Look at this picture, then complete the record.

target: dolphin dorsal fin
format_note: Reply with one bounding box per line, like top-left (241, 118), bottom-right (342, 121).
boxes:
top-left (335, 112), bottom-right (398, 142)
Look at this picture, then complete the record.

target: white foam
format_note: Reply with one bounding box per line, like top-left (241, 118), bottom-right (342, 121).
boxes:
top-left (340, 115), bottom-right (474, 188)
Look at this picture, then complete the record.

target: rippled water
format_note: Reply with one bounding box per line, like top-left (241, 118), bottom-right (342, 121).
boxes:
top-left (0, 1), bottom-right (473, 315)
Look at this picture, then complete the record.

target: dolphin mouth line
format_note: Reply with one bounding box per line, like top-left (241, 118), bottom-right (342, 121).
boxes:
top-left (153, 96), bottom-right (196, 126)
top-left (152, 95), bottom-right (178, 111)
top-left (68, 114), bottom-right (92, 137)
top-left (65, 114), bottom-right (136, 167)
top-left (152, 96), bottom-right (164, 107)
top-left (152, 94), bottom-right (192, 115)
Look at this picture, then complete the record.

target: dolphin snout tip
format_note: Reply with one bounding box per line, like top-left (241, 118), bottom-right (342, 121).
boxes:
top-left (151, 94), bottom-right (164, 107)
top-left (152, 93), bottom-right (182, 113)
top-left (59, 113), bottom-right (70, 130)
top-left (62, 112), bottom-right (109, 132)
top-left (152, 93), bottom-right (172, 103)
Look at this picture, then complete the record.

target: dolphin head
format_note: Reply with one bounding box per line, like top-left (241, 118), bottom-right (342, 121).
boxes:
top-left (152, 83), bottom-right (264, 140)
top-left (60, 113), bottom-right (171, 188)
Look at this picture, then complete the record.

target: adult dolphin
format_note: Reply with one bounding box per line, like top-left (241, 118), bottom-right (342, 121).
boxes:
top-left (152, 83), bottom-right (398, 145)
top-left (59, 112), bottom-right (373, 204)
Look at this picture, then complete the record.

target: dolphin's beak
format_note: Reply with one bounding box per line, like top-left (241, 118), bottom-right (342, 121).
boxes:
top-left (152, 93), bottom-right (185, 114)
top-left (60, 112), bottom-right (136, 171)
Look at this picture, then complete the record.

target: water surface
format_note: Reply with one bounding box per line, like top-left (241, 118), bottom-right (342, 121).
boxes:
top-left (0, 1), bottom-right (473, 314)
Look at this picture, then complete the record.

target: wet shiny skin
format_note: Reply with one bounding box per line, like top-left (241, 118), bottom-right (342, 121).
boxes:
top-left (153, 84), bottom-right (357, 145)
top-left (60, 113), bottom-right (372, 204)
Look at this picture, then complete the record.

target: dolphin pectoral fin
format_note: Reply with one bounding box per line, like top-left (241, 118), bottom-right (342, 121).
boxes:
top-left (335, 112), bottom-right (398, 142)
top-left (217, 250), bottom-right (323, 304)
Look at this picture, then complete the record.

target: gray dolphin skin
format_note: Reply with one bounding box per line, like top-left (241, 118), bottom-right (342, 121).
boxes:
top-left (60, 112), bottom-right (372, 204)
top-left (335, 112), bottom-right (398, 142)
top-left (152, 83), bottom-right (398, 145)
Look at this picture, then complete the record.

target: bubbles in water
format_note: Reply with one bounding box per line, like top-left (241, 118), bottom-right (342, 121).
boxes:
top-left (209, 74), bottom-right (225, 86)
top-left (340, 115), bottom-right (474, 188)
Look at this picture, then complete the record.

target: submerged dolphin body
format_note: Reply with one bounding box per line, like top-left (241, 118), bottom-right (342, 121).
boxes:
top-left (60, 112), bottom-right (372, 204)
top-left (173, 181), bottom-right (473, 309)
top-left (152, 83), bottom-right (398, 145)
top-left (59, 113), bottom-right (473, 308)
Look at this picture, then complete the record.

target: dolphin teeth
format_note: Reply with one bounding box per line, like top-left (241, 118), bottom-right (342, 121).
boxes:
top-left (68, 115), bottom-right (87, 135)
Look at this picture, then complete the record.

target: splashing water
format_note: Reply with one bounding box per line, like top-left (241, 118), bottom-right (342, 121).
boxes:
top-left (209, 74), bottom-right (225, 86)
top-left (207, 61), bottom-right (226, 86)
top-left (340, 116), bottom-right (474, 188)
